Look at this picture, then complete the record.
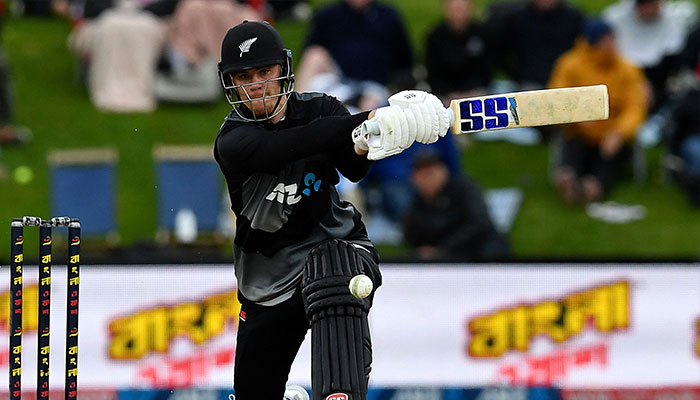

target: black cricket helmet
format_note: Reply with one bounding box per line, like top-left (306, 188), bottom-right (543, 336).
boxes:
top-left (218, 21), bottom-right (295, 121)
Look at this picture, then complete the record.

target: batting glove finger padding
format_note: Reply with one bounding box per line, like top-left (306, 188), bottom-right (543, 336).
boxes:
top-left (426, 94), bottom-right (451, 139)
top-left (402, 106), bottom-right (418, 147)
top-left (411, 103), bottom-right (431, 143)
top-left (372, 107), bottom-right (402, 160)
top-left (426, 96), bottom-right (443, 144)
top-left (372, 107), bottom-right (396, 156)
top-left (394, 106), bottom-right (412, 149)
top-left (389, 90), bottom-right (450, 144)
top-left (416, 102), bottom-right (438, 144)
top-left (389, 90), bottom-right (431, 143)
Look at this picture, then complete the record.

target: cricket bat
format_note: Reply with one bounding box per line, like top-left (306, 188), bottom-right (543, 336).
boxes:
top-left (449, 84), bottom-right (609, 135)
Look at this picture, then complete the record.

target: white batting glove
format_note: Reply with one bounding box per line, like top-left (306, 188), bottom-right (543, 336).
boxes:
top-left (351, 106), bottom-right (417, 160)
top-left (388, 90), bottom-right (451, 144)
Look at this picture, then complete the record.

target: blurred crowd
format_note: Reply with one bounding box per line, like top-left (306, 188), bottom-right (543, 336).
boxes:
top-left (0, 0), bottom-right (32, 180)
top-left (2, 0), bottom-right (699, 261)
top-left (293, 0), bottom-right (698, 261)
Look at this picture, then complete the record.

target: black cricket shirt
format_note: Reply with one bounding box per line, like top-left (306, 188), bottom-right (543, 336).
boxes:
top-left (214, 92), bottom-right (375, 303)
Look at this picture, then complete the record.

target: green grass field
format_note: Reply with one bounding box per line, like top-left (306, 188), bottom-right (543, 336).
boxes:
top-left (0, 0), bottom-right (699, 263)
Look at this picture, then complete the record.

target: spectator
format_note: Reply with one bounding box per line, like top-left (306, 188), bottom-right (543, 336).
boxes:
top-left (489, 0), bottom-right (584, 90)
top-left (549, 18), bottom-right (649, 204)
top-left (425, 0), bottom-right (493, 102)
top-left (67, 0), bottom-right (167, 112)
top-left (603, 0), bottom-right (698, 110)
top-left (402, 151), bottom-right (510, 262)
top-left (362, 134), bottom-right (462, 232)
top-left (294, 0), bottom-right (413, 111)
top-left (154, 0), bottom-right (262, 103)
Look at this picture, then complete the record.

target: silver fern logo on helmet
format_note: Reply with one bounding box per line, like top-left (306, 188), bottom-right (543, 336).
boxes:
top-left (239, 37), bottom-right (258, 58)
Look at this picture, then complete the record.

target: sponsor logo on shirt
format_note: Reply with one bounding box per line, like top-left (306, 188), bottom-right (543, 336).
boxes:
top-left (265, 183), bottom-right (301, 205)
top-left (265, 173), bottom-right (322, 205)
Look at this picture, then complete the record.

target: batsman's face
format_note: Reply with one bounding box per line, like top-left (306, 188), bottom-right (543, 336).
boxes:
top-left (232, 64), bottom-right (284, 117)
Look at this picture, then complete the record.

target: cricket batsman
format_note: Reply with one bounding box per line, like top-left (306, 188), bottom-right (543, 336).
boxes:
top-left (214, 21), bottom-right (450, 400)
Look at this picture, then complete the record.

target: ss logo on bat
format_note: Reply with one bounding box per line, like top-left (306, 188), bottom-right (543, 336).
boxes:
top-left (459, 96), bottom-right (518, 132)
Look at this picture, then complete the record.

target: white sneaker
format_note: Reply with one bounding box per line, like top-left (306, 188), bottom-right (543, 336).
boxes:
top-left (284, 385), bottom-right (310, 400)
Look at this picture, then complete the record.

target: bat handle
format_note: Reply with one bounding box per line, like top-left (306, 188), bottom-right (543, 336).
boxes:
top-left (364, 118), bottom-right (380, 136)
top-left (447, 108), bottom-right (455, 127)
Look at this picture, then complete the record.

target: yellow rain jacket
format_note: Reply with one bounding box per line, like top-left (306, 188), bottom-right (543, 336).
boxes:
top-left (549, 38), bottom-right (649, 145)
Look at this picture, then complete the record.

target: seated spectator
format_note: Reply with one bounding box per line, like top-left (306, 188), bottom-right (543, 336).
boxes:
top-left (425, 0), bottom-right (493, 102)
top-left (489, 0), bottom-right (584, 90)
top-left (363, 134), bottom-right (462, 226)
top-left (402, 151), bottom-right (510, 262)
top-left (294, 0), bottom-right (413, 111)
top-left (64, 0), bottom-right (260, 110)
top-left (549, 19), bottom-right (649, 204)
top-left (604, 0), bottom-right (698, 110)
top-left (68, 0), bottom-right (167, 112)
top-left (154, 0), bottom-right (262, 103)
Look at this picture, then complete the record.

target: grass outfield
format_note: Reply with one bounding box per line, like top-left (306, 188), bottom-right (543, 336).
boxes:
top-left (0, 0), bottom-right (699, 262)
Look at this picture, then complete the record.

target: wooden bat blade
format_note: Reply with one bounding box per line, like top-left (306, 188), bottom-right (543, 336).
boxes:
top-left (449, 84), bottom-right (609, 135)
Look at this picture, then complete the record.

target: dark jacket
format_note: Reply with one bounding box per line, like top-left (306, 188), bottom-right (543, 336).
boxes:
top-left (425, 20), bottom-right (493, 98)
top-left (403, 176), bottom-right (510, 262)
top-left (490, 1), bottom-right (584, 86)
top-left (305, 1), bottom-right (413, 85)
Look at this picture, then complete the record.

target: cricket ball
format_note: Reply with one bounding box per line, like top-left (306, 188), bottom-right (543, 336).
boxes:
top-left (348, 274), bottom-right (373, 299)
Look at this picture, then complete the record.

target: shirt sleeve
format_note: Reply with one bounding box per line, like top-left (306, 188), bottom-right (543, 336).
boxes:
top-left (216, 111), bottom-right (371, 175)
top-left (332, 141), bottom-right (373, 182)
top-left (326, 99), bottom-right (373, 182)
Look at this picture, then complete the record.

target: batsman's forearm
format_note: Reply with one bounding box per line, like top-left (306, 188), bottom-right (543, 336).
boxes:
top-left (218, 112), bottom-right (370, 174)
top-left (334, 142), bottom-right (372, 182)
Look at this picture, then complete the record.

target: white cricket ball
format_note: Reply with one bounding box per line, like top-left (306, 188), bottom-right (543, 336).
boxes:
top-left (348, 274), bottom-right (373, 299)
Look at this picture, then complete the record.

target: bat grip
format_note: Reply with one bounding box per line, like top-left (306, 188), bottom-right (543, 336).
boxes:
top-left (364, 118), bottom-right (380, 135)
